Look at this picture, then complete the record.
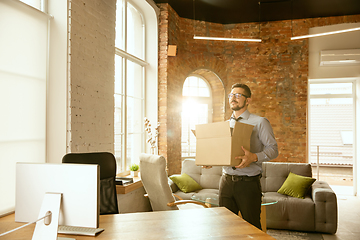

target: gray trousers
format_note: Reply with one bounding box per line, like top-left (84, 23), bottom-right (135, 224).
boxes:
top-left (219, 174), bottom-right (262, 230)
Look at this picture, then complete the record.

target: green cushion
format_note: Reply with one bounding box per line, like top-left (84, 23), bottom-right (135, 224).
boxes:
top-left (170, 173), bottom-right (202, 193)
top-left (277, 172), bottom-right (316, 199)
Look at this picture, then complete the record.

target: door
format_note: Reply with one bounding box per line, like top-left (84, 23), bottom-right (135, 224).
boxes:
top-left (309, 79), bottom-right (355, 195)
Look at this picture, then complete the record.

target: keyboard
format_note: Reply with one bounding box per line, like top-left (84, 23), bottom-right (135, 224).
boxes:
top-left (58, 225), bottom-right (104, 236)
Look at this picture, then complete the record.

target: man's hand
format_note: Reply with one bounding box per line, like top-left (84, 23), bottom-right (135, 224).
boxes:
top-left (234, 146), bottom-right (258, 169)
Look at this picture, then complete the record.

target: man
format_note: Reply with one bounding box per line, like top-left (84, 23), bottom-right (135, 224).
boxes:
top-left (220, 83), bottom-right (278, 229)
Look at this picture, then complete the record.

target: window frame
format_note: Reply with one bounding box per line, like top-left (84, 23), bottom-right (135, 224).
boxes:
top-left (115, 0), bottom-right (156, 174)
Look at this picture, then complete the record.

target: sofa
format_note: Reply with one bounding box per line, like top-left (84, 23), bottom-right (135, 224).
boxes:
top-left (168, 159), bottom-right (222, 202)
top-left (168, 159), bottom-right (338, 234)
top-left (261, 162), bottom-right (337, 234)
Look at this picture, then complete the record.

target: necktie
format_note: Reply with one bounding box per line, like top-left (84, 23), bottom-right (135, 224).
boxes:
top-left (230, 115), bottom-right (242, 170)
top-left (231, 116), bottom-right (242, 170)
top-left (230, 116), bottom-right (242, 121)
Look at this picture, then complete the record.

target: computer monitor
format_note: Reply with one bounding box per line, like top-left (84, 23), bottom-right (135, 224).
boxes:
top-left (15, 163), bottom-right (100, 228)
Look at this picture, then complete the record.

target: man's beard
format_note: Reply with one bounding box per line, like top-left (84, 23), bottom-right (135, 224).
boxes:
top-left (230, 101), bottom-right (246, 111)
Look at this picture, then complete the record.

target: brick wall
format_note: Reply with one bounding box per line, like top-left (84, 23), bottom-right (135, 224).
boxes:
top-left (158, 4), bottom-right (360, 175)
top-left (67, 0), bottom-right (116, 153)
top-left (158, 4), bottom-right (170, 160)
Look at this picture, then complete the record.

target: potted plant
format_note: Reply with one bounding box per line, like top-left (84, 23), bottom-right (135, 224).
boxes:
top-left (130, 163), bottom-right (139, 177)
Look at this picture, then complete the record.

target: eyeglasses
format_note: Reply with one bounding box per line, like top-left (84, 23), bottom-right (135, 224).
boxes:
top-left (228, 93), bottom-right (249, 99)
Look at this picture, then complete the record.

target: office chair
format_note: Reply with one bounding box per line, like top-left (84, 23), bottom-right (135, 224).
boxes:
top-left (140, 153), bottom-right (208, 211)
top-left (62, 152), bottom-right (119, 215)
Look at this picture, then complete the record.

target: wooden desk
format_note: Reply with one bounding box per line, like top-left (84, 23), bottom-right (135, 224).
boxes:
top-left (115, 174), bottom-right (152, 213)
top-left (0, 208), bottom-right (275, 240)
top-left (116, 175), bottom-right (142, 194)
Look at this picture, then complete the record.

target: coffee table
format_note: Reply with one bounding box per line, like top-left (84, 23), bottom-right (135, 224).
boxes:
top-left (191, 192), bottom-right (219, 207)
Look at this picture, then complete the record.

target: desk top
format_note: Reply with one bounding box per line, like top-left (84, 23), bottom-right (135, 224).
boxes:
top-left (0, 207), bottom-right (275, 240)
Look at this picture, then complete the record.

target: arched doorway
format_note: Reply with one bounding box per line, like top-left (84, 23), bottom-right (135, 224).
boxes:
top-left (181, 69), bottom-right (225, 159)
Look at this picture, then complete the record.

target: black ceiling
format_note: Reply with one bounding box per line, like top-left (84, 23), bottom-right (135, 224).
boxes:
top-left (153, 0), bottom-right (360, 24)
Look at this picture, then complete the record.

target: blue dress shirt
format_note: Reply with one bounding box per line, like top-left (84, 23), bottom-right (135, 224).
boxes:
top-left (223, 110), bottom-right (278, 176)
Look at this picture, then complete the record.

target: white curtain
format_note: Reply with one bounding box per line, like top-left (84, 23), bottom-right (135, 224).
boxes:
top-left (0, 0), bottom-right (49, 216)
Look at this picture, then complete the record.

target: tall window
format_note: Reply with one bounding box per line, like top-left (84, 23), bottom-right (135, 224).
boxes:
top-left (181, 76), bottom-right (212, 158)
top-left (0, 0), bottom-right (50, 216)
top-left (115, 0), bottom-right (148, 173)
top-left (19, 0), bottom-right (43, 10)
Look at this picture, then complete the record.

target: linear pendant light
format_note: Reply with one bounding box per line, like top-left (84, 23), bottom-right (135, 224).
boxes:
top-left (291, 27), bottom-right (360, 40)
top-left (193, 35), bottom-right (262, 42)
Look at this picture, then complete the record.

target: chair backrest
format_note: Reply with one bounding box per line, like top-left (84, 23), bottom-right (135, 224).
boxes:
top-left (139, 153), bottom-right (178, 211)
top-left (261, 162), bottom-right (313, 193)
top-left (181, 159), bottom-right (222, 189)
top-left (62, 152), bottom-right (119, 215)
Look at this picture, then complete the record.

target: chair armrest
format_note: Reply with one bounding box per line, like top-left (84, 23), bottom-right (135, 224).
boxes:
top-left (167, 200), bottom-right (209, 208)
top-left (312, 181), bottom-right (338, 234)
top-left (145, 193), bottom-right (183, 201)
top-left (168, 175), bottom-right (179, 193)
top-left (173, 194), bottom-right (183, 200)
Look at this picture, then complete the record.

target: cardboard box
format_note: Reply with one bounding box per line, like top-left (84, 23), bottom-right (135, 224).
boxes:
top-left (193, 121), bottom-right (254, 166)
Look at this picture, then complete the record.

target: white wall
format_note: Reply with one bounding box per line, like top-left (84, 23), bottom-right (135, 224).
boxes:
top-left (309, 22), bottom-right (360, 79)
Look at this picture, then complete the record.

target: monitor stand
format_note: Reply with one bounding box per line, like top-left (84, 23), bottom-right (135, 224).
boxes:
top-left (32, 193), bottom-right (75, 240)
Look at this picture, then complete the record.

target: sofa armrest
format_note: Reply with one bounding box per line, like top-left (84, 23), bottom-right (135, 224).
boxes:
top-left (312, 181), bottom-right (338, 234)
top-left (168, 175), bottom-right (179, 193)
